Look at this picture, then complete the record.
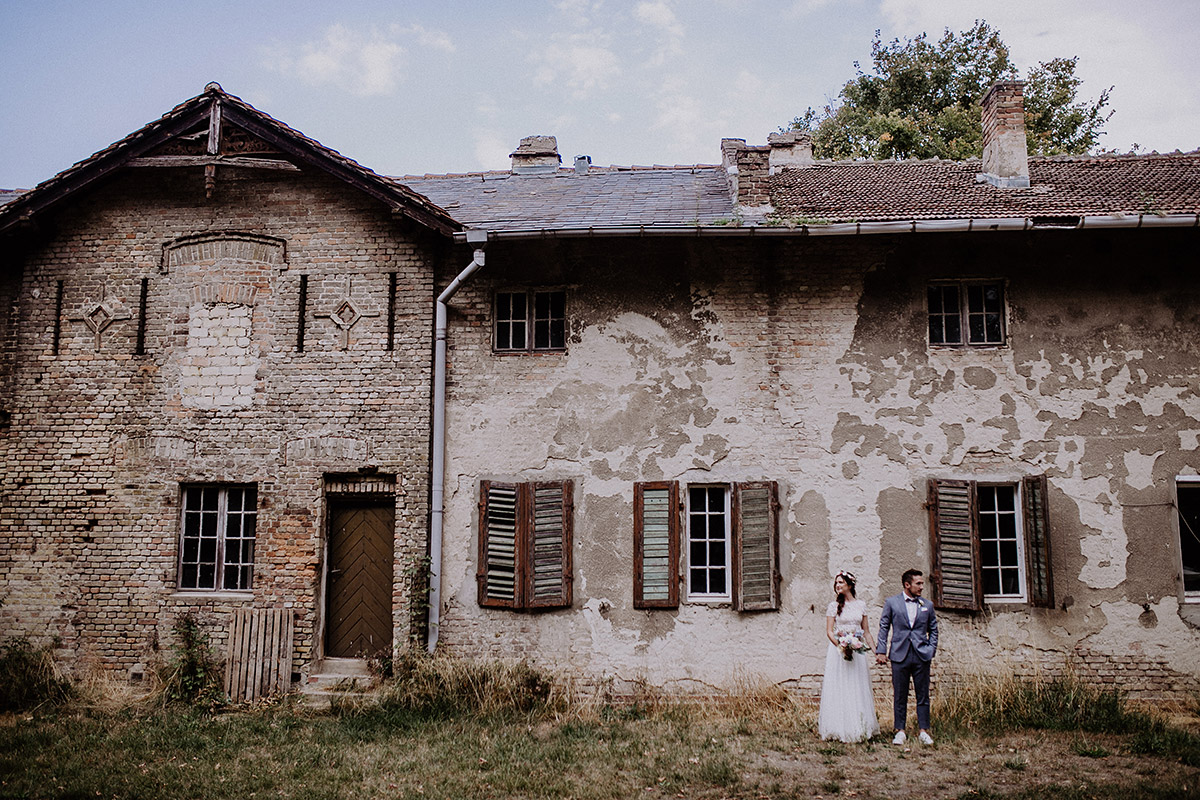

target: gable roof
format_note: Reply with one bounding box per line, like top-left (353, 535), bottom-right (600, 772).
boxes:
top-left (402, 165), bottom-right (733, 232)
top-left (770, 153), bottom-right (1200, 223)
top-left (0, 83), bottom-right (460, 238)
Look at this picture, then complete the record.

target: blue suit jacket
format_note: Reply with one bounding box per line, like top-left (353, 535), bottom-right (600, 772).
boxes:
top-left (875, 593), bottom-right (938, 663)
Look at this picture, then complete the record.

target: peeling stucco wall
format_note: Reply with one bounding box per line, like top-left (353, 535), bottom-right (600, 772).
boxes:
top-left (437, 231), bottom-right (1200, 699)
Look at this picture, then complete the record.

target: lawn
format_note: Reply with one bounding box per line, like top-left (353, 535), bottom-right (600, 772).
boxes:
top-left (2, 649), bottom-right (1198, 799)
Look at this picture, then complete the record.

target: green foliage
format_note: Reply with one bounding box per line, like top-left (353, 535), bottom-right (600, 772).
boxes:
top-left (0, 636), bottom-right (73, 712)
top-left (787, 21), bottom-right (1111, 160)
top-left (158, 612), bottom-right (225, 708)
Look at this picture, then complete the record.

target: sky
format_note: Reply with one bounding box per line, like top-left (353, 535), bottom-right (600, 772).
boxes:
top-left (2, 0), bottom-right (1198, 190)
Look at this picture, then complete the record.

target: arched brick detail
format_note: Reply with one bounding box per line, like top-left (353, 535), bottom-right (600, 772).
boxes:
top-left (188, 283), bottom-right (259, 307)
top-left (162, 231), bottom-right (286, 272)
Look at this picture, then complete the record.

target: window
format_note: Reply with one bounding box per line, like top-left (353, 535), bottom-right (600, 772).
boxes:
top-left (928, 476), bottom-right (1053, 610)
top-left (633, 481), bottom-right (780, 611)
top-left (928, 281), bottom-right (1006, 346)
top-left (179, 484), bottom-right (257, 591)
top-left (1177, 479), bottom-right (1200, 600)
top-left (494, 290), bottom-right (566, 351)
top-left (478, 480), bottom-right (573, 609)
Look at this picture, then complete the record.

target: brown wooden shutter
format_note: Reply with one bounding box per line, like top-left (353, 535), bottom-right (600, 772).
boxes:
top-left (478, 481), bottom-right (521, 608)
top-left (634, 481), bottom-right (680, 609)
top-left (526, 480), bottom-right (573, 609)
top-left (1022, 474), bottom-right (1054, 608)
top-left (733, 481), bottom-right (780, 612)
top-left (929, 478), bottom-right (982, 611)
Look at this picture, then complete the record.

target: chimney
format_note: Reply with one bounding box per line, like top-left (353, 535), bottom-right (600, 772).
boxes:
top-left (720, 138), bottom-right (771, 216)
top-left (510, 135), bottom-right (561, 175)
top-left (574, 154), bottom-right (591, 175)
top-left (980, 81), bottom-right (1030, 188)
top-left (767, 130), bottom-right (814, 173)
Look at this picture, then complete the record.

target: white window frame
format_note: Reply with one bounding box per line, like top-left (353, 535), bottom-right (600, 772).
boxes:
top-left (685, 484), bottom-right (732, 603)
top-left (977, 482), bottom-right (1028, 602)
top-left (1177, 476), bottom-right (1200, 603)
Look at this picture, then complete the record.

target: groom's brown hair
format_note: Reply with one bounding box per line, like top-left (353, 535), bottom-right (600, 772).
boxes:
top-left (901, 568), bottom-right (923, 586)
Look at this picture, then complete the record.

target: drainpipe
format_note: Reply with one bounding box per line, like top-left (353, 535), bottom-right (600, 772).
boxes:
top-left (427, 228), bottom-right (488, 652)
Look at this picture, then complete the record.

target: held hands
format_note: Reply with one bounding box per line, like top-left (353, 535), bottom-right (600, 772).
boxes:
top-left (875, 653), bottom-right (888, 665)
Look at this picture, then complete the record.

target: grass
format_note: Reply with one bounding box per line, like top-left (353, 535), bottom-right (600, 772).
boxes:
top-left (935, 670), bottom-right (1200, 766)
top-left (1, 658), bottom-right (1199, 799)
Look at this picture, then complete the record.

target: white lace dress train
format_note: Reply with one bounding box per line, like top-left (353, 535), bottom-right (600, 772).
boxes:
top-left (818, 598), bottom-right (881, 742)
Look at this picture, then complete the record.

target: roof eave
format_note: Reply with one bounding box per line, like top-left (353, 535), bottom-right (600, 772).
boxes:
top-left (450, 213), bottom-right (1200, 242)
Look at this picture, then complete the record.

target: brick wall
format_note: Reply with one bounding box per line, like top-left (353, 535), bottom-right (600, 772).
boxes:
top-left (0, 166), bottom-right (441, 681)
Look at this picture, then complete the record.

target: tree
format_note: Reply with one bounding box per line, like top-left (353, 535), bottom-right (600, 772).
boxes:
top-left (788, 21), bottom-right (1112, 160)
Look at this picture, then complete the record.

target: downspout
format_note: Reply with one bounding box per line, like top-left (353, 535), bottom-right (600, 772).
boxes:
top-left (427, 229), bottom-right (488, 652)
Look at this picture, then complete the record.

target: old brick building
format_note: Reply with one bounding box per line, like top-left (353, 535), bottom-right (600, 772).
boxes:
top-left (0, 85), bottom-right (457, 684)
top-left (3, 82), bottom-right (1199, 700)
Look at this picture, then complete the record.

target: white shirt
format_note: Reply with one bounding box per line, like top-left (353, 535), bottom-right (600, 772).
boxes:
top-left (905, 593), bottom-right (920, 625)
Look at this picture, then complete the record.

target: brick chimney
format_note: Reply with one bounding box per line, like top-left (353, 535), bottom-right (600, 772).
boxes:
top-left (721, 138), bottom-right (771, 216)
top-left (980, 81), bottom-right (1030, 188)
top-left (510, 135), bottom-right (561, 175)
top-left (767, 130), bottom-right (814, 173)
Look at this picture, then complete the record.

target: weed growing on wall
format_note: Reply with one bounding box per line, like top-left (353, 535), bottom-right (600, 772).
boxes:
top-left (158, 612), bottom-right (225, 708)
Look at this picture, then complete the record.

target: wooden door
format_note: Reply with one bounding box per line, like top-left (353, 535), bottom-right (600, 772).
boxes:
top-left (326, 502), bottom-right (394, 658)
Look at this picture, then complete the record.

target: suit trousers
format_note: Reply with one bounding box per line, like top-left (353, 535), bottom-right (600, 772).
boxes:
top-left (890, 648), bottom-right (931, 732)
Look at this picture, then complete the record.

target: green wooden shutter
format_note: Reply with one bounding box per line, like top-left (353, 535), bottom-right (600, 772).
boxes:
top-left (1022, 474), bottom-right (1054, 608)
top-left (478, 481), bottom-right (521, 608)
top-left (526, 481), bottom-right (573, 609)
top-left (929, 478), bottom-right (982, 611)
top-left (634, 481), bottom-right (680, 609)
top-left (733, 481), bottom-right (780, 612)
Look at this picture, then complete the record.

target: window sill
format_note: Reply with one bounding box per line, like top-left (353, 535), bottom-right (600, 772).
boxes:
top-left (983, 600), bottom-right (1031, 612)
top-left (169, 591), bottom-right (255, 601)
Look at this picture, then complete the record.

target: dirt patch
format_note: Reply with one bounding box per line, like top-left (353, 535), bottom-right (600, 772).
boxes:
top-left (751, 730), bottom-right (1196, 798)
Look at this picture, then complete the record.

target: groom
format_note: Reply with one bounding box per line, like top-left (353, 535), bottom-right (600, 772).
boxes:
top-left (875, 568), bottom-right (938, 745)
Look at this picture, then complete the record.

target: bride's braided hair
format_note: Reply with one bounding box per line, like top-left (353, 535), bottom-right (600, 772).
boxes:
top-left (834, 570), bottom-right (857, 617)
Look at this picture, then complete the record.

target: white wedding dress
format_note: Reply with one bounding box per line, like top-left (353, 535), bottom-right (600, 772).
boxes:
top-left (818, 598), bottom-right (881, 742)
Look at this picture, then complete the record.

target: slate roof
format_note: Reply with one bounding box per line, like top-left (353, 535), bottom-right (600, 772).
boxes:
top-left (400, 166), bottom-right (734, 231)
top-left (0, 84), bottom-right (459, 237)
top-left (769, 153), bottom-right (1200, 223)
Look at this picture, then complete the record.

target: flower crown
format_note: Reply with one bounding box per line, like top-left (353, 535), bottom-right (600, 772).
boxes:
top-left (836, 570), bottom-right (856, 583)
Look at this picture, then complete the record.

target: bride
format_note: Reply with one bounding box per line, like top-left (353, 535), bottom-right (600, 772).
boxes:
top-left (818, 570), bottom-right (881, 742)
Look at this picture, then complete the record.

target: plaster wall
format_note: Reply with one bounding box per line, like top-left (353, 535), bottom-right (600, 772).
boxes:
top-left (436, 230), bottom-right (1200, 700)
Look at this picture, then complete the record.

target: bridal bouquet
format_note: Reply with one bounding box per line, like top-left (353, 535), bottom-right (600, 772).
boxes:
top-left (836, 632), bottom-right (868, 661)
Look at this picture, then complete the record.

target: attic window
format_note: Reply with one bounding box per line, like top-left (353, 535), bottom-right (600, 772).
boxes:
top-left (494, 290), bottom-right (566, 352)
top-left (928, 281), bottom-right (1006, 347)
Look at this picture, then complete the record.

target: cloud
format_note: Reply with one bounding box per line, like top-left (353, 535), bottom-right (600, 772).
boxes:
top-left (531, 35), bottom-right (621, 96)
top-left (473, 131), bottom-right (512, 171)
top-left (396, 24), bottom-right (456, 53)
top-left (263, 23), bottom-right (455, 97)
top-left (634, 1), bottom-right (684, 65)
top-left (265, 24), bottom-right (405, 97)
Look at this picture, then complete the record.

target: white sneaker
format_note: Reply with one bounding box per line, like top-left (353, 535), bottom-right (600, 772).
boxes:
top-left (892, 730), bottom-right (907, 745)
top-left (918, 731), bottom-right (934, 745)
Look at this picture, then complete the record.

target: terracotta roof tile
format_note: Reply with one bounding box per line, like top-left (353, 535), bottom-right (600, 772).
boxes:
top-left (769, 154), bottom-right (1200, 222)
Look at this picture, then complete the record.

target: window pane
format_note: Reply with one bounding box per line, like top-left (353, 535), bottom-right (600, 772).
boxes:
top-left (978, 485), bottom-right (1023, 598)
top-left (533, 291), bottom-right (566, 350)
top-left (687, 486), bottom-right (729, 599)
top-left (1178, 484), bottom-right (1200, 593)
top-left (966, 284), bottom-right (1004, 345)
top-left (495, 292), bottom-right (527, 350)
top-left (928, 285), bottom-right (962, 345)
top-left (178, 484), bottom-right (257, 591)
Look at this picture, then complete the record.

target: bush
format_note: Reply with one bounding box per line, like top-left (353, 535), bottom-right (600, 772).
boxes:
top-left (376, 651), bottom-right (558, 718)
top-left (0, 636), bottom-right (73, 712)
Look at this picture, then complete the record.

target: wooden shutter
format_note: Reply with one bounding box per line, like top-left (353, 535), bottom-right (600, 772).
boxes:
top-left (526, 481), bottom-right (573, 609)
top-left (929, 479), bottom-right (981, 611)
top-left (733, 481), bottom-right (780, 612)
top-left (478, 481), bottom-right (521, 608)
top-left (1022, 474), bottom-right (1054, 608)
top-left (634, 481), bottom-right (680, 609)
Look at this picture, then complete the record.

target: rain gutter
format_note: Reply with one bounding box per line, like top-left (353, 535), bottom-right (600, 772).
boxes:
top-left (427, 229), bottom-right (488, 652)
top-left (447, 213), bottom-right (1200, 243)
